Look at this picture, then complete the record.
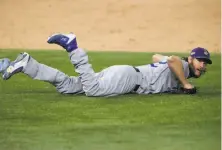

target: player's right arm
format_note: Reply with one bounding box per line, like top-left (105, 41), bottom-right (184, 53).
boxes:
top-left (152, 54), bottom-right (169, 63)
top-left (167, 55), bottom-right (193, 89)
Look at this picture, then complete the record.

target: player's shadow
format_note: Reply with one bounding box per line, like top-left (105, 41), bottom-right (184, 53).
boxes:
top-left (197, 91), bottom-right (221, 97)
top-left (4, 89), bottom-right (56, 95)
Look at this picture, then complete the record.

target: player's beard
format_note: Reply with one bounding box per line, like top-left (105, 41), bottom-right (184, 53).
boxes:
top-left (188, 64), bottom-right (199, 78)
top-left (188, 63), bottom-right (206, 78)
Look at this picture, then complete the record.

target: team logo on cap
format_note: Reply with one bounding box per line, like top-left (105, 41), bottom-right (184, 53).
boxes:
top-left (204, 50), bottom-right (208, 56)
top-left (191, 52), bottom-right (195, 55)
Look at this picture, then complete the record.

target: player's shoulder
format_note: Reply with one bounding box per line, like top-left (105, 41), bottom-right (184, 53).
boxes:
top-left (181, 57), bottom-right (188, 62)
top-left (180, 57), bottom-right (190, 72)
top-left (181, 57), bottom-right (189, 65)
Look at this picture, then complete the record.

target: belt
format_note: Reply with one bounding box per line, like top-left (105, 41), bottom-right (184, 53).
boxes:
top-left (133, 67), bottom-right (141, 92)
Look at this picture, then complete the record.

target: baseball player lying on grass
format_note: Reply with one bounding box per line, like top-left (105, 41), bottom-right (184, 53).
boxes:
top-left (0, 33), bottom-right (212, 96)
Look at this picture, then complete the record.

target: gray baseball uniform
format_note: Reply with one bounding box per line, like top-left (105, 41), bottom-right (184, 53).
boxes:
top-left (22, 48), bottom-right (190, 97)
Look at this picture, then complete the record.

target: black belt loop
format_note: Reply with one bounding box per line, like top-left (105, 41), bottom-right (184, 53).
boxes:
top-left (132, 66), bottom-right (141, 92)
top-left (133, 67), bottom-right (140, 72)
top-left (133, 84), bottom-right (140, 92)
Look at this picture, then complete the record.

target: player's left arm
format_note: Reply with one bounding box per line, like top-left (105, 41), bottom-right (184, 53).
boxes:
top-left (167, 56), bottom-right (197, 94)
top-left (152, 54), bottom-right (169, 63)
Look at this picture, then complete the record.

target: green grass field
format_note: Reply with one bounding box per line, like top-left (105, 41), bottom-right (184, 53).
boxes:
top-left (0, 50), bottom-right (221, 150)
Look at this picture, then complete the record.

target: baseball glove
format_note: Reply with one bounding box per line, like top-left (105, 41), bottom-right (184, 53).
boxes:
top-left (180, 87), bottom-right (197, 94)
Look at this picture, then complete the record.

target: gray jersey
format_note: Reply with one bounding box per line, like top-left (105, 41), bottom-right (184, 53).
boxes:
top-left (136, 60), bottom-right (190, 94)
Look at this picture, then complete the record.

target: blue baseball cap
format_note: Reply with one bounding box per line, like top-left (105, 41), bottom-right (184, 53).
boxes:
top-left (190, 47), bottom-right (212, 64)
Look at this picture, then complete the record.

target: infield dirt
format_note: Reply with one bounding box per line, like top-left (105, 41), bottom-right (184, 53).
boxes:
top-left (0, 0), bottom-right (220, 52)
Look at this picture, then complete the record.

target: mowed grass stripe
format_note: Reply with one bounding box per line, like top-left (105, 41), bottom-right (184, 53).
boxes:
top-left (0, 50), bottom-right (220, 150)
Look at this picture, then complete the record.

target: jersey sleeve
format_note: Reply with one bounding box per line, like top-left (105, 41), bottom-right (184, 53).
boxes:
top-left (181, 60), bottom-right (190, 78)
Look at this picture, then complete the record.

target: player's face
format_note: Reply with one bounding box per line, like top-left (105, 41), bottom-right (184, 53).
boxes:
top-left (189, 57), bottom-right (207, 77)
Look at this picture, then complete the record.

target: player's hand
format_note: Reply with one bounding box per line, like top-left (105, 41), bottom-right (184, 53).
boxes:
top-left (181, 83), bottom-right (197, 94)
top-left (183, 83), bottom-right (194, 89)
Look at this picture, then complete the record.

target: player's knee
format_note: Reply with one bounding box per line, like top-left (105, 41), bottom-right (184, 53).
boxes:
top-left (57, 87), bottom-right (80, 94)
top-left (56, 84), bottom-right (73, 94)
top-left (56, 87), bottom-right (67, 94)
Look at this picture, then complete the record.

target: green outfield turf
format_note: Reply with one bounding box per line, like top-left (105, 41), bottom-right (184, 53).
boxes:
top-left (0, 50), bottom-right (221, 150)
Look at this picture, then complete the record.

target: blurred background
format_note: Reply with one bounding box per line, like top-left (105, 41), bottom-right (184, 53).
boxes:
top-left (0, 0), bottom-right (220, 52)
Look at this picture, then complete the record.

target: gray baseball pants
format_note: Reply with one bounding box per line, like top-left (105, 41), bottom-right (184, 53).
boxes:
top-left (23, 48), bottom-right (143, 96)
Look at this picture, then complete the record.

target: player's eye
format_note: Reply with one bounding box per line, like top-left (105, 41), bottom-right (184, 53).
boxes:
top-left (197, 58), bottom-right (207, 64)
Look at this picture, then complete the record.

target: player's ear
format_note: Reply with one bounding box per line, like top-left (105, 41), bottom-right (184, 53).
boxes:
top-left (188, 56), bottom-right (193, 63)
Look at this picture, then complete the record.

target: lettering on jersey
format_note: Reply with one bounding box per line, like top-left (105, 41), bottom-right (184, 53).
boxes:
top-left (150, 61), bottom-right (167, 68)
top-left (151, 63), bottom-right (158, 67)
